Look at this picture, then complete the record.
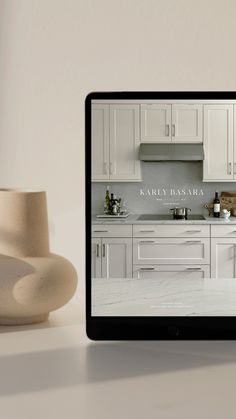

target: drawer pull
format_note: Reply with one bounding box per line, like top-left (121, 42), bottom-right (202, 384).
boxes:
top-left (185, 240), bottom-right (202, 243)
top-left (139, 240), bottom-right (156, 243)
top-left (139, 267), bottom-right (155, 271)
top-left (139, 230), bottom-right (155, 233)
top-left (186, 267), bottom-right (201, 271)
top-left (94, 230), bottom-right (108, 233)
top-left (186, 230), bottom-right (201, 233)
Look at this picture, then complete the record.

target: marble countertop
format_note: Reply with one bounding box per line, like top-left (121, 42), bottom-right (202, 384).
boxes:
top-left (92, 214), bottom-right (236, 225)
top-left (92, 277), bottom-right (236, 316)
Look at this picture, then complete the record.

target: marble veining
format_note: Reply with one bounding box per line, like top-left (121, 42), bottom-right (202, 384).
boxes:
top-left (92, 277), bottom-right (236, 316)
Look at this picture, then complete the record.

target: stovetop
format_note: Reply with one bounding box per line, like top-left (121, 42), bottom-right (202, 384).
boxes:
top-left (137, 214), bottom-right (205, 221)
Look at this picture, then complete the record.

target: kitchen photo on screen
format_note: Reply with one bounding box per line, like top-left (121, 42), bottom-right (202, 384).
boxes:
top-left (91, 97), bottom-right (236, 317)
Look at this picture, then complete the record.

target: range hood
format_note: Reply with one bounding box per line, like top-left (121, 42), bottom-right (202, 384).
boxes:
top-left (139, 143), bottom-right (204, 161)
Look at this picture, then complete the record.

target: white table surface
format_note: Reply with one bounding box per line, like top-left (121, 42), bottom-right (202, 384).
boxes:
top-left (2, 296), bottom-right (236, 419)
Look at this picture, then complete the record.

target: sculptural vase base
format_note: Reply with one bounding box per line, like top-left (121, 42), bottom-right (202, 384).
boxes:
top-left (0, 313), bottom-right (49, 325)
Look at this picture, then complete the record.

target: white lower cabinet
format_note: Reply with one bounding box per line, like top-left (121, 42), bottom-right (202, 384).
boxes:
top-left (92, 237), bottom-right (132, 278)
top-left (133, 265), bottom-right (210, 279)
top-left (93, 224), bottom-right (236, 280)
top-left (92, 238), bottom-right (102, 278)
top-left (211, 238), bottom-right (236, 278)
top-left (133, 237), bottom-right (210, 265)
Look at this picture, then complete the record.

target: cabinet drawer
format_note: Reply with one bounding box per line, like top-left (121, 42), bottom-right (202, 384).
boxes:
top-left (92, 224), bottom-right (132, 237)
top-left (133, 224), bottom-right (210, 237)
top-left (133, 264), bottom-right (210, 279)
top-left (211, 225), bottom-right (236, 237)
top-left (133, 238), bottom-right (210, 265)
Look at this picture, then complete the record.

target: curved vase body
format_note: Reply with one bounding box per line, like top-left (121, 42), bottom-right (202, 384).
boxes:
top-left (0, 190), bottom-right (78, 325)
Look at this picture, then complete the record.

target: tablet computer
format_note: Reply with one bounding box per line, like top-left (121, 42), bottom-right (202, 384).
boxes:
top-left (86, 91), bottom-right (236, 340)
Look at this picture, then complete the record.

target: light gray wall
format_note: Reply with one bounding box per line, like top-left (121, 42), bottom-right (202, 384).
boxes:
top-left (92, 162), bottom-right (236, 215)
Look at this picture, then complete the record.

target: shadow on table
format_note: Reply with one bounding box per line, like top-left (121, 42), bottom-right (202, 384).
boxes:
top-left (1, 340), bottom-right (236, 396)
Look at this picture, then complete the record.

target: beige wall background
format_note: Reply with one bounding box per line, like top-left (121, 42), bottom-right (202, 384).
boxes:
top-left (0, 0), bottom-right (236, 297)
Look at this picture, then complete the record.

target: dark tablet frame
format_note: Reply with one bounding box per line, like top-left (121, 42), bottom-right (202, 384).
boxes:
top-left (86, 91), bottom-right (236, 340)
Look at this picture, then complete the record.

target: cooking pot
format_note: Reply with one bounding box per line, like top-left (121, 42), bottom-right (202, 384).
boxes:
top-left (170, 207), bottom-right (191, 219)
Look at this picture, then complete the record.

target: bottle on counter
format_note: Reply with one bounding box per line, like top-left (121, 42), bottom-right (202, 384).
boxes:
top-left (213, 191), bottom-right (220, 218)
top-left (109, 193), bottom-right (114, 211)
top-left (104, 186), bottom-right (110, 214)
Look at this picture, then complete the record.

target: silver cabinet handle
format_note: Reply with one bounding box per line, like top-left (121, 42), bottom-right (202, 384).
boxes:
top-left (139, 267), bottom-right (155, 271)
top-left (102, 244), bottom-right (106, 257)
top-left (103, 162), bottom-right (108, 174)
top-left (186, 267), bottom-right (201, 271)
top-left (234, 163), bottom-right (236, 175)
top-left (166, 124), bottom-right (170, 136)
top-left (139, 240), bottom-right (156, 243)
top-left (96, 244), bottom-right (99, 257)
top-left (172, 124), bottom-right (175, 136)
top-left (94, 230), bottom-right (108, 233)
top-left (228, 162), bottom-right (232, 175)
top-left (185, 240), bottom-right (202, 243)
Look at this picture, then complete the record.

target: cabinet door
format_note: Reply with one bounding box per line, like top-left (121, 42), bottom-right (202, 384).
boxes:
top-left (92, 104), bottom-right (109, 181)
top-left (203, 105), bottom-right (233, 181)
top-left (92, 238), bottom-right (102, 278)
top-left (109, 105), bottom-right (141, 181)
top-left (133, 265), bottom-right (210, 279)
top-left (172, 104), bottom-right (203, 143)
top-left (133, 238), bottom-right (210, 265)
top-left (141, 104), bottom-right (171, 142)
top-left (211, 238), bottom-right (236, 278)
top-left (102, 238), bottom-right (132, 278)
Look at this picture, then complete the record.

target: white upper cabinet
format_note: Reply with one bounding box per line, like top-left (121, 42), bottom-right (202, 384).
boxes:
top-left (141, 104), bottom-right (171, 142)
top-left (172, 104), bottom-right (203, 142)
top-left (141, 104), bottom-right (203, 143)
top-left (109, 105), bottom-right (141, 181)
top-left (92, 104), bottom-right (141, 182)
top-left (203, 105), bottom-right (234, 181)
top-left (92, 104), bottom-right (109, 181)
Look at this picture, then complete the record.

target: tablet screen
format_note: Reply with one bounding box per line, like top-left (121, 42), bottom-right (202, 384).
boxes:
top-left (86, 92), bottom-right (236, 339)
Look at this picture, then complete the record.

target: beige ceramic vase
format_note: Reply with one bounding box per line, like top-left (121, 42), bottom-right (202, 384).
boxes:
top-left (0, 189), bottom-right (78, 325)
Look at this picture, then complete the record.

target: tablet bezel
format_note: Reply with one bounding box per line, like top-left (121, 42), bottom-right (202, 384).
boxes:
top-left (86, 91), bottom-right (236, 340)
